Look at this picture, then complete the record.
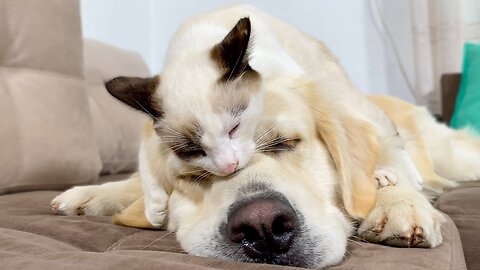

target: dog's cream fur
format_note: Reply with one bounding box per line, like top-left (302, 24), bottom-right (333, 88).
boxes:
top-left (51, 78), bottom-right (480, 267)
top-left (152, 4), bottom-right (424, 219)
top-left (51, 5), bottom-right (480, 268)
top-left (370, 95), bottom-right (480, 192)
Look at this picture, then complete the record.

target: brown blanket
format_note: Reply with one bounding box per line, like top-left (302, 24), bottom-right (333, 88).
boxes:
top-left (0, 191), bottom-right (466, 270)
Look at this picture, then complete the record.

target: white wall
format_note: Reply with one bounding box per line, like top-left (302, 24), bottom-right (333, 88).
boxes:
top-left (80, 0), bottom-right (154, 69)
top-left (81, 0), bottom-right (415, 102)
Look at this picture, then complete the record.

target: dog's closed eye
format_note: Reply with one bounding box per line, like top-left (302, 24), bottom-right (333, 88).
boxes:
top-left (256, 134), bottom-right (302, 154)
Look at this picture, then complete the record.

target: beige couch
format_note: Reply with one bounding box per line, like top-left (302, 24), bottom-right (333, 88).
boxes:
top-left (0, 1), bottom-right (477, 269)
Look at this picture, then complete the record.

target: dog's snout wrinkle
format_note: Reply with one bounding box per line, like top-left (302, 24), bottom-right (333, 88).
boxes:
top-left (227, 197), bottom-right (298, 259)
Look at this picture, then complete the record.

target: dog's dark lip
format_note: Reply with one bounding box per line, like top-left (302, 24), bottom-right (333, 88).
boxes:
top-left (224, 237), bottom-right (310, 268)
top-left (235, 241), bottom-right (311, 268)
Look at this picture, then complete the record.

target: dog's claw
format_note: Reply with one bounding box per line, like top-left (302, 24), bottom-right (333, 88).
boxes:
top-left (374, 168), bottom-right (398, 188)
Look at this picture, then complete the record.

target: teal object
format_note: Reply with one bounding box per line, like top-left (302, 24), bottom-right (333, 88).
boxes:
top-left (451, 42), bottom-right (480, 133)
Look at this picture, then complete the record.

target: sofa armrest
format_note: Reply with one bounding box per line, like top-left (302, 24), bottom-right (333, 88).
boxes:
top-left (441, 73), bottom-right (461, 125)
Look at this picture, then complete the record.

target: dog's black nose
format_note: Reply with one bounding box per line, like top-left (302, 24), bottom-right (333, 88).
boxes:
top-left (227, 197), bottom-right (298, 259)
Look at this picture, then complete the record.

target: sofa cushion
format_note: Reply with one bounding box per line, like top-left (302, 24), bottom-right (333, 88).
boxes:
top-left (436, 182), bottom-right (480, 270)
top-left (450, 43), bottom-right (480, 132)
top-left (0, 188), bottom-right (467, 270)
top-left (83, 39), bottom-right (149, 175)
top-left (0, 0), bottom-right (84, 77)
top-left (0, 0), bottom-right (101, 194)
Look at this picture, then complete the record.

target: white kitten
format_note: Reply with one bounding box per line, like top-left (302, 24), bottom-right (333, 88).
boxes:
top-left (105, 17), bottom-right (293, 176)
top-left (105, 15), bottom-right (302, 226)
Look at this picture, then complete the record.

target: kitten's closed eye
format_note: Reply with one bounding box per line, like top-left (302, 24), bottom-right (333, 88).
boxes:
top-left (183, 148), bottom-right (207, 158)
top-left (229, 123), bottom-right (240, 138)
top-left (157, 122), bottom-right (206, 160)
top-left (171, 139), bottom-right (207, 160)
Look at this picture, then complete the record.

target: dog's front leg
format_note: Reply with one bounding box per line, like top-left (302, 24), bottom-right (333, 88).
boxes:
top-left (360, 140), bottom-right (445, 248)
top-left (358, 184), bottom-right (445, 248)
top-left (51, 174), bottom-right (142, 216)
top-left (374, 135), bottom-right (423, 190)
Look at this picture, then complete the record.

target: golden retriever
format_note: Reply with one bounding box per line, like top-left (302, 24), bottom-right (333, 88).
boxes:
top-left (52, 76), bottom-right (480, 268)
top-left (51, 5), bottom-right (480, 268)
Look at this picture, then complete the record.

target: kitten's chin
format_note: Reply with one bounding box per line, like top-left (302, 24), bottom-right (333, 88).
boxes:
top-left (204, 165), bottom-right (234, 177)
top-left (213, 170), bottom-right (232, 177)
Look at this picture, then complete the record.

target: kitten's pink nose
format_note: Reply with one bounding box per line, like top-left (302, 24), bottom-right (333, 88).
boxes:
top-left (222, 162), bottom-right (238, 175)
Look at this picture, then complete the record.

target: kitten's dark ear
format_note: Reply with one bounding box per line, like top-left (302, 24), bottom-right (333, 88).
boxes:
top-left (211, 17), bottom-right (257, 82)
top-left (105, 75), bottom-right (162, 119)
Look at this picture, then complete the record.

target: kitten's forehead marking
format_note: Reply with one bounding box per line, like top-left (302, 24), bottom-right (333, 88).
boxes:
top-left (210, 79), bottom-right (260, 115)
top-left (229, 104), bottom-right (248, 117)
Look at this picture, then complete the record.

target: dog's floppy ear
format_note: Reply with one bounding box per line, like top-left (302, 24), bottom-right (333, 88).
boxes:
top-left (113, 196), bottom-right (155, 229)
top-left (301, 83), bottom-right (379, 218)
top-left (105, 75), bottom-right (162, 119)
top-left (210, 17), bottom-right (257, 82)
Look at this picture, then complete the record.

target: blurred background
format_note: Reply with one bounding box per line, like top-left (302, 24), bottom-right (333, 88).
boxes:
top-left (81, 0), bottom-right (480, 114)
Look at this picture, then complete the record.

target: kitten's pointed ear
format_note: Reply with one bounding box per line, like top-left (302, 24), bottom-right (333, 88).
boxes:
top-left (211, 17), bottom-right (256, 81)
top-left (105, 75), bottom-right (163, 119)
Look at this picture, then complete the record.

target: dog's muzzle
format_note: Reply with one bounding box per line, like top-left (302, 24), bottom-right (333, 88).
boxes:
top-left (226, 192), bottom-right (299, 263)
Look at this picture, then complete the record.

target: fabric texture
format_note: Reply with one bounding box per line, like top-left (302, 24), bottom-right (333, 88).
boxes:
top-left (436, 182), bottom-right (480, 270)
top-left (0, 188), bottom-right (467, 270)
top-left (451, 43), bottom-right (480, 132)
top-left (0, 0), bottom-right (101, 194)
top-left (83, 39), bottom-right (149, 175)
top-left (409, 1), bottom-right (466, 114)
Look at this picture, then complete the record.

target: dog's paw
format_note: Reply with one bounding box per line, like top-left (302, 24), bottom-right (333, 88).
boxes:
top-left (144, 194), bottom-right (168, 228)
top-left (51, 186), bottom-right (94, 215)
top-left (374, 168), bottom-right (398, 188)
top-left (358, 186), bottom-right (445, 248)
top-left (51, 186), bottom-right (120, 216)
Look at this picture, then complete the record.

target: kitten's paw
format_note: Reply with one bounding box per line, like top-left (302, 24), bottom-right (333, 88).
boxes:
top-left (51, 186), bottom-right (121, 216)
top-left (144, 195), bottom-right (168, 228)
top-left (358, 186), bottom-right (445, 248)
top-left (374, 168), bottom-right (397, 188)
